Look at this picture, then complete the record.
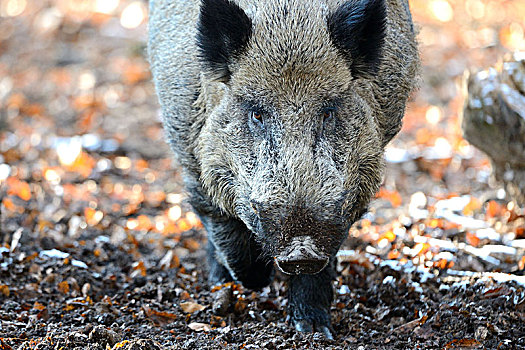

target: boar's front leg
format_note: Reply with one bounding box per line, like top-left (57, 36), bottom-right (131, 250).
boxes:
top-left (287, 260), bottom-right (336, 339)
top-left (201, 214), bottom-right (274, 290)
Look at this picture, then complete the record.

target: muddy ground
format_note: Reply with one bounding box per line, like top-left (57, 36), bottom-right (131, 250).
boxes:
top-left (1, 1), bottom-right (525, 349)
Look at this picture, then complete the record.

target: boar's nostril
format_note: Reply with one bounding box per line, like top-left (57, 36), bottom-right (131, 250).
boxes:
top-left (275, 256), bottom-right (329, 275)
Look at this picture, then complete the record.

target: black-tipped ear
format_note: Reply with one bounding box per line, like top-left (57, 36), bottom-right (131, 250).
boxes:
top-left (327, 0), bottom-right (386, 78)
top-left (197, 0), bottom-right (252, 81)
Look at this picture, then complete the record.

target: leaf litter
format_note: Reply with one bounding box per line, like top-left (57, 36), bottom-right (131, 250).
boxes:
top-left (0, 0), bottom-right (524, 349)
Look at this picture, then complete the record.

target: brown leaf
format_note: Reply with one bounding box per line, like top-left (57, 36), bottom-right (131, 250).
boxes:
top-left (444, 339), bottom-right (481, 349)
top-left (33, 301), bottom-right (46, 310)
top-left (143, 305), bottom-right (177, 326)
top-left (211, 282), bottom-right (235, 293)
top-left (0, 285), bottom-right (10, 297)
top-left (131, 261), bottom-right (147, 277)
top-left (58, 281), bottom-right (70, 294)
top-left (234, 298), bottom-right (247, 313)
top-left (393, 315), bottom-right (428, 333)
top-left (180, 301), bottom-right (206, 314)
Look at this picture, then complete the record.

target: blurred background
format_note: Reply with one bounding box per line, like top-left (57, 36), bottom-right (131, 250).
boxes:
top-left (1, 0), bottom-right (524, 272)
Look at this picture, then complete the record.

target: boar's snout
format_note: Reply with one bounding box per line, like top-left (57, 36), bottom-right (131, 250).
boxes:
top-left (275, 236), bottom-right (329, 275)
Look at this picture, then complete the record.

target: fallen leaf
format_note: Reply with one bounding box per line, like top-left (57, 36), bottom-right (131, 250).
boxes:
top-left (0, 285), bottom-right (10, 297)
top-left (381, 230), bottom-right (397, 242)
top-left (463, 197), bottom-right (481, 216)
top-left (180, 301), bottom-right (206, 314)
top-left (486, 200), bottom-right (502, 218)
top-left (393, 315), bottom-right (428, 333)
top-left (6, 177), bottom-right (31, 201)
top-left (444, 338), bottom-right (481, 349)
top-left (234, 298), bottom-right (247, 313)
top-left (84, 207), bottom-right (104, 226)
top-left (58, 281), bottom-right (70, 294)
top-left (211, 282), bottom-right (235, 293)
top-left (63, 305), bottom-right (75, 311)
top-left (131, 261), bottom-right (147, 277)
top-left (180, 290), bottom-right (191, 300)
top-left (466, 232), bottom-right (480, 247)
top-left (387, 250), bottom-right (400, 259)
top-left (188, 322), bottom-right (212, 332)
top-left (143, 305), bottom-right (177, 326)
top-left (2, 197), bottom-right (18, 212)
top-left (377, 188), bottom-right (402, 208)
top-left (33, 301), bottom-right (46, 310)
top-left (65, 151), bottom-right (96, 178)
top-left (112, 340), bottom-right (131, 349)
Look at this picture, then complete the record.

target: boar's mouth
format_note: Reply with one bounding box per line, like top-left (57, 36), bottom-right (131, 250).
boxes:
top-left (274, 236), bottom-right (329, 275)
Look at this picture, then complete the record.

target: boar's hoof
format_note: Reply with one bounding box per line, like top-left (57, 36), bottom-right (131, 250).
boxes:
top-left (275, 257), bottom-right (329, 275)
top-left (294, 319), bottom-right (334, 340)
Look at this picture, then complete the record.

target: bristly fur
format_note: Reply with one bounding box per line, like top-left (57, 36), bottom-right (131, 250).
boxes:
top-left (149, 0), bottom-right (420, 336)
top-left (327, 0), bottom-right (387, 77)
top-left (197, 0), bottom-right (253, 81)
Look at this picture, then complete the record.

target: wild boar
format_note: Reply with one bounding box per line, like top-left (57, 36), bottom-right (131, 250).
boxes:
top-left (148, 0), bottom-right (419, 338)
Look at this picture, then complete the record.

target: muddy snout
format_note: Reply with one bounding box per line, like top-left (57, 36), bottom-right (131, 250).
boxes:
top-left (275, 236), bottom-right (329, 275)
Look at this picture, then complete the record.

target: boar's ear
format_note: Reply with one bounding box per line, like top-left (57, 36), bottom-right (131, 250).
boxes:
top-left (197, 0), bottom-right (253, 81)
top-left (327, 0), bottom-right (386, 78)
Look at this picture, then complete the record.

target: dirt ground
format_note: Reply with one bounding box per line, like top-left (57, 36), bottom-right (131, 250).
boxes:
top-left (1, 1), bottom-right (525, 349)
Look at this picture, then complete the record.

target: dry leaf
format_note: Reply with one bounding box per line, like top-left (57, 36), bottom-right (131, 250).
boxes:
top-left (0, 285), bottom-right (10, 297)
top-left (58, 281), bottom-right (70, 294)
top-left (466, 232), bottom-right (480, 247)
top-left (180, 301), bottom-right (206, 314)
top-left (143, 305), bottom-right (177, 326)
top-left (188, 322), bottom-right (211, 332)
top-left (486, 200), bottom-right (502, 218)
top-left (444, 338), bottom-right (481, 349)
top-left (131, 261), bottom-right (147, 277)
top-left (33, 301), bottom-right (46, 310)
top-left (6, 177), bottom-right (31, 201)
top-left (376, 188), bottom-right (402, 208)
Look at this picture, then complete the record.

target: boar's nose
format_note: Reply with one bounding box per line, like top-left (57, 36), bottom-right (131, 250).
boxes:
top-left (275, 256), bottom-right (329, 275)
top-left (275, 236), bottom-right (329, 275)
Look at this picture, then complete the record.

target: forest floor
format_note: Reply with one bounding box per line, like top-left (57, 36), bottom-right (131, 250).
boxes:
top-left (1, 1), bottom-right (524, 349)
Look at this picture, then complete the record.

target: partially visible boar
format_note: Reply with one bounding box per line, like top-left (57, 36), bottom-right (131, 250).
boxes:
top-left (148, 0), bottom-right (419, 338)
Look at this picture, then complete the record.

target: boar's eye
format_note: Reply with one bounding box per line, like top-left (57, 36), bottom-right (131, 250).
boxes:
top-left (250, 110), bottom-right (264, 125)
top-left (322, 108), bottom-right (335, 121)
top-left (321, 107), bottom-right (336, 135)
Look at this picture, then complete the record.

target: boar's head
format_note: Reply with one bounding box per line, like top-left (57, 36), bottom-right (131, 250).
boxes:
top-left (196, 0), bottom-right (387, 274)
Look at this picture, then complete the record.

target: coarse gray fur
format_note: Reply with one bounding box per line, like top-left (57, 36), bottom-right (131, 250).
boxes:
top-left (148, 0), bottom-right (419, 336)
